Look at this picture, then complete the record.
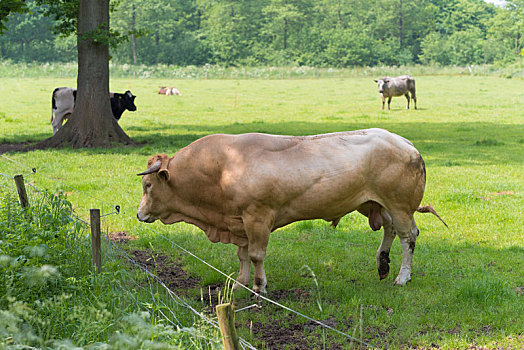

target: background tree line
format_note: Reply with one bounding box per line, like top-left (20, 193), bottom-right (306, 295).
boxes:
top-left (1, 0), bottom-right (523, 67)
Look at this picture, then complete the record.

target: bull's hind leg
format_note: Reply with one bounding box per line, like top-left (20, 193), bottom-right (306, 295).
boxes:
top-left (404, 93), bottom-right (410, 109)
top-left (391, 212), bottom-right (419, 285)
top-left (411, 89), bottom-right (417, 110)
top-left (376, 211), bottom-right (395, 279)
top-left (234, 245), bottom-right (251, 290)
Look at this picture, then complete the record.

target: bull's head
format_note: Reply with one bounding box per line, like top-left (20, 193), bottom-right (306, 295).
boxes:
top-left (136, 154), bottom-right (171, 223)
top-left (374, 78), bottom-right (390, 94)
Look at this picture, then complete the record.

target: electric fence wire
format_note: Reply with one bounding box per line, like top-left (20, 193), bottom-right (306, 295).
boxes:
top-left (1, 177), bottom-right (241, 349)
top-left (0, 154), bottom-right (374, 349)
top-left (104, 236), bottom-right (257, 350)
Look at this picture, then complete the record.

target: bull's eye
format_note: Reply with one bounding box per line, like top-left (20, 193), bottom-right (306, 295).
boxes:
top-left (145, 183), bottom-right (152, 190)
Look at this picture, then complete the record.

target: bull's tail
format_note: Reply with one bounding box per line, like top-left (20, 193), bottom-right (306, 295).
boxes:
top-left (416, 205), bottom-right (448, 228)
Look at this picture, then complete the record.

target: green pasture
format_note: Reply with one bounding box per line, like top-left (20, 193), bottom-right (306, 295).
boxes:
top-left (0, 74), bottom-right (523, 349)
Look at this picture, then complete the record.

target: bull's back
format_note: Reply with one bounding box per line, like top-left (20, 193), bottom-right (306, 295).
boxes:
top-left (189, 129), bottom-right (421, 211)
top-left (389, 76), bottom-right (415, 96)
top-left (255, 129), bottom-right (422, 222)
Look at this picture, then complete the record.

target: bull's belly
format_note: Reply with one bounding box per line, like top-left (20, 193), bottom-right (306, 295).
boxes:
top-left (272, 192), bottom-right (366, 229)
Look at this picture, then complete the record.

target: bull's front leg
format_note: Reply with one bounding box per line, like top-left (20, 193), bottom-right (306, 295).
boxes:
top-left (381, 94), bottom-right (385, 110)
top-left (387, 97), bottom-right (392, 110)
top-left (243, 208), bottom-right (274, 294)
top-left (405, 93), bottom-right (410, 109)
top-left (234, 245), bottom-right (251, 290)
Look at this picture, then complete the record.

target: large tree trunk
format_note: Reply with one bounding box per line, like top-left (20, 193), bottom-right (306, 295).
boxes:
top-left (38, 0), bottom-right (133, 149)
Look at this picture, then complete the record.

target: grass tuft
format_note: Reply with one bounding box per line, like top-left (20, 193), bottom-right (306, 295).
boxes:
top-left (455, 277), bottom-right (516, 305)
top-left (474, 138), bottom-right (504, 146)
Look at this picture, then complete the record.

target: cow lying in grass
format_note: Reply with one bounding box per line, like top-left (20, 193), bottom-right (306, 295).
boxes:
top-left (136, 129), bottom-right (446, 293)
top-left (374, 75), bottom-right (417, 110)
top-left (158, 86), bottom-right (182, 96)
top-left (50, 87), bottom-right (137, 135)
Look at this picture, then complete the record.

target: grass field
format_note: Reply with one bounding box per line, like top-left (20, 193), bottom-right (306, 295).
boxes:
top-left (1, 73), bottom-right (523, 349)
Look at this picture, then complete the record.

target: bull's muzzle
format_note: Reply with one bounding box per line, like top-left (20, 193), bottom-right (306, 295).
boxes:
top-left (137, 211), bottom-right (156, 223)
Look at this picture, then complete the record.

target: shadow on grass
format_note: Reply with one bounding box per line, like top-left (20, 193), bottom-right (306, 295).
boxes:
top-left (1, 120), bottom-right (523, 166)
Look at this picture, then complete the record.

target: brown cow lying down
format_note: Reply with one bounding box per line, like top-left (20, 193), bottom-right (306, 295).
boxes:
top-left (136, 129), bottom-right (446, 293)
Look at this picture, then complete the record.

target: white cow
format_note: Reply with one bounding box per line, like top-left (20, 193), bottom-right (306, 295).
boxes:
top-left (50, 87), bottom-right (76, 135)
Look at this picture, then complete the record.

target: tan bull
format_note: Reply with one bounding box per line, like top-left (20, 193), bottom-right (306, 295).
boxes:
top-left (136, 129), bottom-right (446, 293)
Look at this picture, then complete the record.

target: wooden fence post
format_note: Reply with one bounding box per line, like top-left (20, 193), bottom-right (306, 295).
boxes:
top-left (14, 175), bottom-right (29, 209)
top-left (216, 303), bottom-right (240, 350)
top-left (90, 209), bottom-right (101, 273)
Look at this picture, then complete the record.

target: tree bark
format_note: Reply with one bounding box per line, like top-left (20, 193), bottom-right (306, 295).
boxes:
top-left (38, 0), bottom-right (133, 149)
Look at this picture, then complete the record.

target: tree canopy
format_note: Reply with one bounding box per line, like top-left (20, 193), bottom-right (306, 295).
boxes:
top-left (1, 0), bottom-right (523, 67)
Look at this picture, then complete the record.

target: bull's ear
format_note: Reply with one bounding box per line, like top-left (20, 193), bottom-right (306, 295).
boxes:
top-left (374, 79), bottom-right (378, 82)
top-left (158, 169), bottom-right (170, 181)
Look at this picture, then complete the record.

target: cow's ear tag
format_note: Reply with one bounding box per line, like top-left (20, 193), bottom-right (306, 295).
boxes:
top-left (159, 169), bottom-right (170, 181)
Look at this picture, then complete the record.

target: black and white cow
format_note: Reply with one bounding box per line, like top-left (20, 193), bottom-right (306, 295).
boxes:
top-left (50, 87), bottom-right (137, 135)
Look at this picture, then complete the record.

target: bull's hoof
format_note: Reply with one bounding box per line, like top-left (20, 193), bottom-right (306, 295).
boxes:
top-left (393, 276), bottom-right (411, 286)
top-left (252, 286), bottom-right (267, 295)
top-left (379, 273), bottom-right (389, 280)
top-left (233, 281), bottom-right (247, 291)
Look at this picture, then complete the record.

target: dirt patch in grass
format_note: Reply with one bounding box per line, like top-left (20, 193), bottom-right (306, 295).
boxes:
top-left (128, 249), bottom-right (200, 290)
top-left (268, 288), bottom-right (312, 301)
top-left (0, 141), bottom-right (41, 154)
top-left (249, 314), bottom-right (354, 350)
top-left (480, 191), bottom-right (515, 200)
top-left (107, 231), bottom-right (137, 243)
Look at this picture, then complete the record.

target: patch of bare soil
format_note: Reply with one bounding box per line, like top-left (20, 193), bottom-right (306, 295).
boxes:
top-left (0, 142), bottom-right (40, 154)
top-left (480, 190), bottom-right (515, 200)
top-left (249, 314), bottom-right (351, 350)
top-left (268, 288), bottom-right (312, 301)
top-left (126, 248), bottom-right (200, 290)
top-left (107, 231), bottom-right (137, 243)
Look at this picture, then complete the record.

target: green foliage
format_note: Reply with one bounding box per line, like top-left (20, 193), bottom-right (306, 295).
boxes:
top-left (0, 189), bottom-right (221, 348)
top-left (0, 0), bottom-right (28, 34)
top-left (1, 0), bottom-right (523, 67)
